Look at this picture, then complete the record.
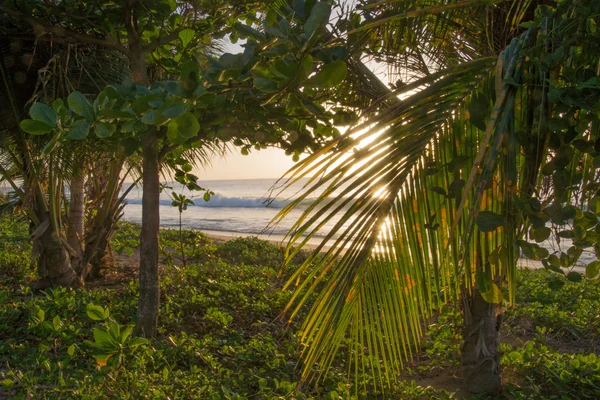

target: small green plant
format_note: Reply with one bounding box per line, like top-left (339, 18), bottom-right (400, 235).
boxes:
top-left (169, 191), bottom-right (194, 269)
top-left (84, 303), bottom-right (148, 368)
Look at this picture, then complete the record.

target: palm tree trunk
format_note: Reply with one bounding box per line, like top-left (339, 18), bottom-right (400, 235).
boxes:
top-left (461, 288), bottom-right (502, 396)
top-left (66, 171), bottom-right (85, 255)
top-left (33, 216), bottom-right (78, 288)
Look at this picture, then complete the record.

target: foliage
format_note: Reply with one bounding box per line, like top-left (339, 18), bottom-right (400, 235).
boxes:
top-left (271, 0), bottom-right (600, 386)
top-left (17, 1), bottom-right (353, 178)
top-left (1, 215), bottom-right (599, 398)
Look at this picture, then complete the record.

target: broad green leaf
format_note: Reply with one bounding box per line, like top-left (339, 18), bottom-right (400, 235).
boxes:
top-left (476, 211), bottom-right (504, 232)
top-left (519, 240), bottom-right (550, 260)
top-left (159, 100), bottom-right (189, 119)
top-left (476, 271), bottom-right (504, 304)
top-left (218, 68), bottom-right (241, 82)
top-left (120, 324), bottom-right (134, 345)
top-left (530, 227), bottom-right (551, 243)
top-left (67, 344), bottom-right (75, 357)
top-left (166, 112), bottom-right (199, 143)
top-left (179, 28), bottom-right (195, 47)
top-left (468, 93), bottom-right (490, 131)
top-left (141, 110), bottom-right (168, 125)
top-left (52, 315), bottom-right (61, 331)
top-left (92, 328), bottom-right (115, 349)
top-left (305, 60), bottom-right (347, 88)
top-left (19, 119), bottom-right (54, 135)
top-left (68, 120), bottom-right (90, 140)
top-left (586, 261), bottom-right (600, 279)
top-left (254, 77), bottom-right (279, 93)
top-left (93, 353), bottom-right (114, 367)
top-left (296, 55), bottom-right (313, 81)
top-left (234, 22), bottom-right (266, 42)
top-left (129, 337), bottom-right (149, 348)
top-left (122, 119), bottom-right (144, 133)
top-left (68, 91), bottom-right (95, 120)
top-left (29, 103), bottom-right (57, 127)
top-left (94, 122), bottom-right (116, 138)
top-left (566, 271), bottom-right (582, 282)
top-left (86, 303), bottom-right (107, 321)
top-left (304, 2), bottom-right (330, 36)
top-left (97, 109), bottom-right (136, 119)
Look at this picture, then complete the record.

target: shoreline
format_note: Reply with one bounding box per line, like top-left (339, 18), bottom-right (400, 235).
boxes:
top-left (200, 229), bottom-right (587, 273)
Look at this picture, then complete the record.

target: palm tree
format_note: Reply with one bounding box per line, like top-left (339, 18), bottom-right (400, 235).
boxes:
top-left (273, 0), bottom-right (600, 395)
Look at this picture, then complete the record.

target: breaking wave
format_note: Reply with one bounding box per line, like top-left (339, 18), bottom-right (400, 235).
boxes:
top-left (125, 193), bottom-right (312, 209)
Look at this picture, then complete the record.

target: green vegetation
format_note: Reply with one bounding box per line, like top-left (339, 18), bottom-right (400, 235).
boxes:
top-left (1, 216), bottom-right (599, 399)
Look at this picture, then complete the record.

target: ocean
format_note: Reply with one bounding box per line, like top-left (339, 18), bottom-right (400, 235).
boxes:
top-left (1, 178), bottom-right (595, 266)
top-left (121, 178), bottom-right (336, 243)
top-left (121, 178), bottom-right (596, 268)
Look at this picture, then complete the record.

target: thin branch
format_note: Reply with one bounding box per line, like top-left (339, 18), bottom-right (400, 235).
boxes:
top-left (0, 4), bottom-right (129, 56)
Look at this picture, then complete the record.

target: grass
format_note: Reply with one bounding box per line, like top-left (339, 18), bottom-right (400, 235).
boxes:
top-left (0, 215), bottom-right (599, 399)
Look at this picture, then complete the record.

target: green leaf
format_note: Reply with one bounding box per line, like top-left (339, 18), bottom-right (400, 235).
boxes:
top-left (68, 91), bottom-right (95, 120)
top-left (67, 344), bottom-right (75, 357)
top-left (129, 337), bottom-right (149, 348)
top-left (234, 22), bottom-right (266, 42)
top-left (304, 2), bottom-right (330, 36)
top-left (305, 60), bottom-right (347, 88)
top-left (295, 55), bottom-right (313, 82)
top-left (519, 240), bottom-right (549, 260)
top-left (94, 122), bottom-right (116, 138)
top-left (179, 28), bottom-right (195, 47)
top-left (566, 271), bottom-right (582, 283)
top-left (476, 271), bottom-right (504, 304)
top-left (93, 352), bottom-right (114, 367)
top-left (68, 120), bottom-right (90, 140)
top-left (468, 93), bottom-right (490, 131)
top-left (52, 315), bottom-right (61, 331)
top-left (160, 100), bottom-right (189, 119)
top-left (19, 119), bottom-right (54, 135)
top-left (86, 303), bottom-right (107, 321)
top-left (253, 77), bottom-right (279, 93)
top-left (530, 227), bottom-right (551, 243)
top-left (166, 113), bottom-right (200, 143)
top-left (430, 186), bottom-right (446, 196)
top-left (122, 119), bottom-right (145, 133)
top-left (476, 211), bottom-right (504, 232)
top-left (29, 103), bottom-right (58, 127)
top-left (586, 261), bottom-right (600, 279)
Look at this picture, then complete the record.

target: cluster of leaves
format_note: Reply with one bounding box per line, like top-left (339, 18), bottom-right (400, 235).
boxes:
top-left (18, 1), bottom-right (355, 180)
top-left (1, 213), bottom-right (598, 398)
top-left (512, 2), bottom-right (600, 282)
top-left (0, 216), bottom-right (453, 399)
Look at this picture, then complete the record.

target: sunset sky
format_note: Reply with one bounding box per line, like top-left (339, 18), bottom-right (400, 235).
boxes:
top-left (198, 0), bottom-right (390, 181)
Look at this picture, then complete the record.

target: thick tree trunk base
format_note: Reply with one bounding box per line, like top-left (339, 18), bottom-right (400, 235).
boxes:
top-left (461, 288), bottom-right (502, 396)
top-left (33, 221), bottom-right (79, 288)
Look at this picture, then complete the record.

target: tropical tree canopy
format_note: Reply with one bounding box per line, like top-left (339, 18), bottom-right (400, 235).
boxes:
top-left (272, 0), bottom-right (600, 390)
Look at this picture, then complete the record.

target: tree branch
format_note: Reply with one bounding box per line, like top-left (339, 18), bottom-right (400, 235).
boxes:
top-left (0, 4), bottom-right (129, 56)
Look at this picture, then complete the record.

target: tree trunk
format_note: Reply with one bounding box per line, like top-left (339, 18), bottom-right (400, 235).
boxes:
top-left (32, 217), bottom-right (78, 288)
top-left (136, 129), bottom-right (160, 337)
top-left (66, 171), bottom-right (85, 256)
top-left (461, 288), bottom-right (502, 396)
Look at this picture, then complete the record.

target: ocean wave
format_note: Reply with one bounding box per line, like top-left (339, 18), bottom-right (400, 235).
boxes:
top-left (125, 194), bottom-right (301, 209)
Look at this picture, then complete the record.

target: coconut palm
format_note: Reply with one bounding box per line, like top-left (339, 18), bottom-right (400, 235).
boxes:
top-left (273, 0), bottom-right (600, 395)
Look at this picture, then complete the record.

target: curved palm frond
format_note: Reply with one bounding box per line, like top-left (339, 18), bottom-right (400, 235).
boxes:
top-left (269, 55), bottom-right (499, 383)
top-left (272, 0), bottom-right (600, 386)
top-left (352, 0), bottom-right (537, 80)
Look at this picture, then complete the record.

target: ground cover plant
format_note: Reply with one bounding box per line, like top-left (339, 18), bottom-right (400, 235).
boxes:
top-left (1, 214), bottom-right (599, 399)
